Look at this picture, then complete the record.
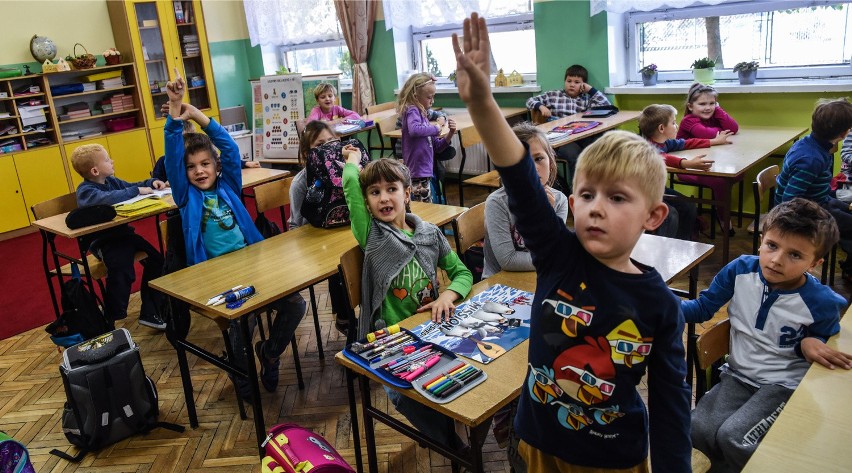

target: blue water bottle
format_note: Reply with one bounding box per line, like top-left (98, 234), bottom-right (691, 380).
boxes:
top-left (305, 179), bottom-right (323, 203)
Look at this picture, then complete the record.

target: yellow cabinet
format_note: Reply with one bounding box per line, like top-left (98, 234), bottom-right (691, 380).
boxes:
top-left (13, 146), bottom-right (71, 213)
top-left (108, 0), bottom-right (219, 130)
top-left (108, 129), bottom-right (154, 182)
top-left (0, 154), bottom-right (30, 233)
top-left (64, 138), bottom-right (110, 189)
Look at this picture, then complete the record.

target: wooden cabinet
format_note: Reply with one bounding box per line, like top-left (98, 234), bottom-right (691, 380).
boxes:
top-left (13, 146), bottom-right (69, 213)
top-left (0, 154), bottom-right (31, 233)
top-left (108, 0), bottom-right (219, 130)
top-left (107, 129), bottom-right (153, 182)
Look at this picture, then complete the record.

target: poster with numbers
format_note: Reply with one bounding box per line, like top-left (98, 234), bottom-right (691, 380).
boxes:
top-left (258, 74), bottom-right (304, 162)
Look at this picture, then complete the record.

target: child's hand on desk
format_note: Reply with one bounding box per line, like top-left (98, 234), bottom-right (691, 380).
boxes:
top-left (342, 144), bottom-right (362, 166)
top-left (436, 116), bottom-right (447, 127)
top-left (538, 105), bottom-right (552, 119)
top-left (418, 290), bottom-right (460, 323)
top-left (801, 337), bottom-right (852, 370)
top-left (447, 118), bottom-right (457, 136)
top-left (452, 13), bottom-right (492, 105)
top-left (138, 186), bottom-right (154, 195)
top-left (152, 179), bottom-right (166, 190)
top-left (681, 155), bottom-right (714, 171)
top-left (710, 130), bottom-right (734, 146)
top-left (243, 161), bottom-right (261, 168)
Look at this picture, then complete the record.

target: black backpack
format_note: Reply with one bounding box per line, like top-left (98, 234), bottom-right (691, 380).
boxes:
top-left (50, 329), bottom-right (183, 462)
top-left (302, 138), bottom-right (369, 228)
top-left (45, 265), bottom-right (112, 347)
top-left (255, 212), bottom-right (282, 238)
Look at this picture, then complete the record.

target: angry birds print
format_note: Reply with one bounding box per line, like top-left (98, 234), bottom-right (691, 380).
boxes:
top-left (605, 320), bottom-right (653, 368)
top-left (553, 336), bottom-right (617, 406)
top-left (542, 288), bottom-right (595, 338)
top-left (552, 400), bottom-right (592, 431)
top-left (526, 363), bottom-right (564, 404)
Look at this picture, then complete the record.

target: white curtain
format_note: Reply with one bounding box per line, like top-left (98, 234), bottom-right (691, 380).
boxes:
top-left (590, 0), bottom-right (731, 16)
top-left (244, 0), bottom-right (342, 47)
top-left (382, 0), bottom-right (530, 30)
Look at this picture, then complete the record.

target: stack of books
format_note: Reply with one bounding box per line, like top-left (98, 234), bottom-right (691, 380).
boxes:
top-left (98, 77), bottom-right (124, 90)
top-left (99, 93), bottom-right (135, 114)
top-left (62, 102), bottom-right (91, 120)
top-left (81, 83), bottom-right (97, 92)
top-left (182, 34), bottom-right (199, 56)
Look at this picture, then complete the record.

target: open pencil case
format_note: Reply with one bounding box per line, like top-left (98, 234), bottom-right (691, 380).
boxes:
top-left (410, 356), bottom-right (487, 404)
top-left (343, 329), bottom-right (468, 390)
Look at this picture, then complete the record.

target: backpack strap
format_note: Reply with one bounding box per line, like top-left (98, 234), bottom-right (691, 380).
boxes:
top-left (108, 364), bottom-right (148, 432)
top-left (49, 447), bottom-right (88, 462)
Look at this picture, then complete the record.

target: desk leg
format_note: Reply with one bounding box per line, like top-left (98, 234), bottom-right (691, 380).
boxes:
top-left (239, 314), bottom-right (267, 458)
top-left (358, 375), bottom-right (379, 473)
top-left (308, 286), bottom-right (325, 360)
top-left (719, 180), bottom-right (734, 262)
top-left (40, 230), bottom-right (62, 318)
top-left (346, 368), bottom-right (363, 473)
top-left (76, 238), bottom-right (99, 299)
top-left (468, 421), bottom-right (491, 473)
top-left (685, 265), bottom-right (701, 396)
top-left (165, 310), bottom-right (199, 428)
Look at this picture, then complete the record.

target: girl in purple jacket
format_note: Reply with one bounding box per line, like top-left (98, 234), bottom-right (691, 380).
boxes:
top-left (397, 73), bottom-right (457, 202)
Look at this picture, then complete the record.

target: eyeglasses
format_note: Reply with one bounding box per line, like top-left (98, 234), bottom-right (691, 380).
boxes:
top-left (528, 363), bottom-right (564, 397)
top-left (551, 400), bottom-right (584, 416)
top-left (546, 299), bottom-right (594, 325)
top-left (609, 339), bottom-right (652, 356)
top-left (560, 365), bottom-right (615, 396)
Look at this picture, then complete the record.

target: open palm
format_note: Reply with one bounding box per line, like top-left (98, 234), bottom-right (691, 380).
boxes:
top-left (452, 13), bottom-right (492, 105)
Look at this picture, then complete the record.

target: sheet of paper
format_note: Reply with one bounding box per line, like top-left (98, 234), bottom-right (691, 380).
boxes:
top-left (113, 188), bottom-right (172, 207)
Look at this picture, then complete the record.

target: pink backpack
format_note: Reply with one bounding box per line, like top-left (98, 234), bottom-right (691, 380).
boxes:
top-left (262, 423), bottom-right (355, 473)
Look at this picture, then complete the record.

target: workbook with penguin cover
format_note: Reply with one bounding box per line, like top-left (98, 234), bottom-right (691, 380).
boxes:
top-left (409, 284), bottom-right (533, 364)
top-left (546, 120), bottom-right (602, 142)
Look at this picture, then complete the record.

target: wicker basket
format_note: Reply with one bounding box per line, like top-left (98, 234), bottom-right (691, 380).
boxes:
top-left (68, 43), bottom-right (96, 70)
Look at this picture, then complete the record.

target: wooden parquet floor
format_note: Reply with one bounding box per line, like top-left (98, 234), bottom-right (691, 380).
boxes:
top-left (2, 185), bottom-right (850, 472)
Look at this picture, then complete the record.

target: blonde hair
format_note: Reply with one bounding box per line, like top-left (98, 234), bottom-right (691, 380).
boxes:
top-left (575, 130), bottom-right (666, 205)
top-left (638, 104), bottom-right (677, 138)
top-left (512, 122), bottom-right (558, 187)
top-left (684, 83), bottom-right (718, 115)
top-left (313, 82), bottom-right (337, 100)
top-left (397, 72), bottom-right (435, 115)
top-left (71, 144), bottom-right (107, 178)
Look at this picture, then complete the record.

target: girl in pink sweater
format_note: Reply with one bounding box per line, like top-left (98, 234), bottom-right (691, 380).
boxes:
top-left (306, 83), bottom-right (361, 123)
top-left (677, 83), bottom-right (740, 235)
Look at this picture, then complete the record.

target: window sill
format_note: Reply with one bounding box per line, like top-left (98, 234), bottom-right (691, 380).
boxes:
top-left (606, 78), bottom-right (852, 95)
top-left (389, 85), bottom-right (541, 95)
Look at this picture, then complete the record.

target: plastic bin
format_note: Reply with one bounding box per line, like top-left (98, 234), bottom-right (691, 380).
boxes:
top-left (105, 116), bottom-right (136, 132)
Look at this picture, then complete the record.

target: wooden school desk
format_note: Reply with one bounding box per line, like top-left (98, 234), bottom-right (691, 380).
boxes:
top-left (384, 107), bottom-right (529, 205)
top-left (339, 232), bottom-right (714, 473)
top-left (31, 168), bottom-right (290, 317)
top-left (743, 308), bottom-right (852, 473)
top-left (667, 126), bottom-right (807, 262)
top-left (147, 201), bottom-right (467, 457)
top-left (463, 110), bottom-right (642, 192)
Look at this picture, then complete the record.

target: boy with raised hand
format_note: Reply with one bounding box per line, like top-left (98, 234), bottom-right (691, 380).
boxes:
top-left (684, 198), bottom-right (851, 471)
top-left (453, 13), bottom-right (691, 472)
top-left (71, 144), bottom-right (167, 329)
top-left (164, 69), bottom-right (306, 401)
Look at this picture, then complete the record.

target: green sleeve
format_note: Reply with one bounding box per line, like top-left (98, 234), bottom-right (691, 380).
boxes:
top-left (439, 250), bottom-right (473, 300)
top-left (343, 162), bottom-right (370, 247)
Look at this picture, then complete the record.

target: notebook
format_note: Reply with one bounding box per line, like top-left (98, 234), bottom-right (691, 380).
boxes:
top-left (546, 121), bottom-right (602, 141)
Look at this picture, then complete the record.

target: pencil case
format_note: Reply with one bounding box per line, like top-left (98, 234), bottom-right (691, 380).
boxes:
top-left (411, 358), bottom-right (487, 404)
top-left (342, 329), bottom-right (459, 389)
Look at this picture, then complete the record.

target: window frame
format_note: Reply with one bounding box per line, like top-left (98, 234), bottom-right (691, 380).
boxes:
top-left (411, 12), bottom-right (536, 84)
top-left (276, 39), bottom-right (353, 88)
top-left (625, 0), bottom-right (852, 83)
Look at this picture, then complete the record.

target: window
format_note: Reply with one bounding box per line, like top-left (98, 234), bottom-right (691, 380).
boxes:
top-left (279, 40), bottom-right (352, 81)
top-left (412, 13), bottom-right (536, 83)
top-left (626, 0), bottom-right (852, 82)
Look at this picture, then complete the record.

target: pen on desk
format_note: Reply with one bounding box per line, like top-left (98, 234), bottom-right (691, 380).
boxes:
top-left (438, 369), bottom-right (484, 398)
top-left (432, 366), bottom-right (476, 395)
top-left (421, 362), bottom-right (466, 389)
top-left (206, 285), bottom-right (244, 306)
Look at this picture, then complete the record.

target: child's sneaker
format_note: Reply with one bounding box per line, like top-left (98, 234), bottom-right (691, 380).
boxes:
top-left (255, 340), bottom-right (280, 392)
top-left (139, 312), bottom-right (167, 330)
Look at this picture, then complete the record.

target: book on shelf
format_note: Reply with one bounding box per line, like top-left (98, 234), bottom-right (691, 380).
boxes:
top-left (173, 0), bottom-right (185, 23)
top-left (65, 102), bottom-right (89, 112)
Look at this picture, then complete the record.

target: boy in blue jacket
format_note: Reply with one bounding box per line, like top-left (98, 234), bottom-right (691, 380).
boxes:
top-left (454, 14), bottom-right (691, 472)
top-left (71, 144), bottom-right (166, 329)
top-left (164, 71), bottom-right (306, 400)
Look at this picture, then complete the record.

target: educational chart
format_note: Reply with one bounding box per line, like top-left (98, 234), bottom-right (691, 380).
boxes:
top-left (409, 285), bottom-right (533, 364)
top-left (258, 74), bottom-right (304, 162)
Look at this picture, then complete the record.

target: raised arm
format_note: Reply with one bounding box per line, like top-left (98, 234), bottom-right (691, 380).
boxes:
top-left (453, 13), bottom-right (525, 168)
top-left (342, 149), bottom-right (370, 247)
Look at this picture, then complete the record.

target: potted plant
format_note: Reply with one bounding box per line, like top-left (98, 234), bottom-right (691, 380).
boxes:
top-left (639, 64), bottom-right (658, 86)
top-left (448, 71), bottom-right (457, 86)
top-left (691, 57), bottom-right (716, 85)
top-left (102, 48), bottom-right (121, 65)
top-left (733, 61), bottom-right (759, 85)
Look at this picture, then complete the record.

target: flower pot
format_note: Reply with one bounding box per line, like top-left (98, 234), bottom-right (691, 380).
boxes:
top-left (642, 72), bottom-right (658, 86)
top-left (105, 55), bottom-right (121, 65)
top-left (692, 67), bottom-right (715, 85)
top-left (738, 70), bottom-right (757, 85)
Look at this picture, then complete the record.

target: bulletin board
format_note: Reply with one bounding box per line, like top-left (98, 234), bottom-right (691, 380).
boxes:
top-left (301, 73), bottom-right (341, 118)
top-left (255, 74), bottom-right (305, 162)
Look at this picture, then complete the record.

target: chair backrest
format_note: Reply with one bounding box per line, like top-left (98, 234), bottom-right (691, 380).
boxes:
top-left (31, 192), bottom-right (78, 220)
top-left (338, 245), bottom-right (364, 343)
top-left (752, 165), bottom-right (780, 254)
top-left (530, 108), bottom-right (547, 125)
top-left (452, 202), bottom-right (486, 256)
top-left (373, 113), bottom-right (400, 158)
top-left (158, 218), bottom-right (169, 250)
top-left (365, 101), bottom-right (395, 116)
top-left (696, 318), bottom-right (730, 371)
top-left (254, 176), bottom-right (293, 231)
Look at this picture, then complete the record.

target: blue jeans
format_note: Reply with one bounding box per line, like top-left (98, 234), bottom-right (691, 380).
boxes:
top-left (384, 386), bottom-right (458, 449)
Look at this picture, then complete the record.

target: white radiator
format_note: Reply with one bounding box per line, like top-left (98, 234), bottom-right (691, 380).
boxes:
top-left (444, 135), bottom-right (490, 176)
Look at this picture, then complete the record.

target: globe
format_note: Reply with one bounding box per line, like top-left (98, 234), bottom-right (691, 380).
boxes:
top-left (30, 34), bottom-right (57, 62)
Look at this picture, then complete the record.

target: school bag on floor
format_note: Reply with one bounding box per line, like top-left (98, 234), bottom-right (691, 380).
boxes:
top-left (262, 423), bottom-right (355, 473)
top-left (0, 431), bottom-right (35, 473)
top-left (44, 263), bottom-right (112, 348)
top-left (50, 328), bottom-right (184, 462)
top-left (301, 138), bottom-right (369, 229)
